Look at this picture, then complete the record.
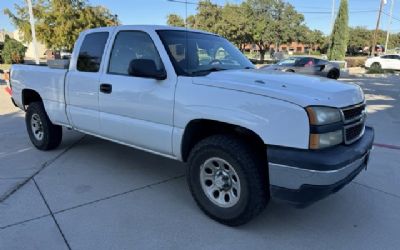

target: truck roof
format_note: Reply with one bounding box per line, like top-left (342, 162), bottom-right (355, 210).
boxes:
top-left (84, 25), bottom-right (215, 35)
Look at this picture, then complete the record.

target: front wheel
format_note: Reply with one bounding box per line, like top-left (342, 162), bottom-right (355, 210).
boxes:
top-left (25, 102), bottom-right (62, 150)
top-left (187, 135), bottom-right (269, 226)
top-left (327, 69), bottom-right (340, 79)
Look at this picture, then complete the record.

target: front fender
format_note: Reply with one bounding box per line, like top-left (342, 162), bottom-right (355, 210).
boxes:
top-left (174, 82), bottom-right (310, 154)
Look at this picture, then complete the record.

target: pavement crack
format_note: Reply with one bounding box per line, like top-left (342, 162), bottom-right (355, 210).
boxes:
top-left (54, 174), bottom-right (185, 215)
top-left (0, 135), bottom-right (86, 203)
top-left (33, 178), bottom-right (72, 250)
top-left (352, 181), bottom-right (400, 200)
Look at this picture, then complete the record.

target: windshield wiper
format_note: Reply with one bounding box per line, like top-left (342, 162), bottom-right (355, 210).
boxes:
top-left (191, 67), bottom-right (228, 76)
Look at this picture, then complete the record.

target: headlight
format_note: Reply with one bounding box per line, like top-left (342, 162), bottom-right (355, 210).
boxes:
top-left (309, 130), bottom-right (343, 149)
top-left (306, 106), bottom-right (342, 125)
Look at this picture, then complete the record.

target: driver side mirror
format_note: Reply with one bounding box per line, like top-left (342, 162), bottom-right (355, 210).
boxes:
top-left (128, 59), bottom-right (167, 80)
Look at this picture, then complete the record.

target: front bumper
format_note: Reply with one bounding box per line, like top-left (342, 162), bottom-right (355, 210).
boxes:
top-left (268, 126), bottom-right (374, 207)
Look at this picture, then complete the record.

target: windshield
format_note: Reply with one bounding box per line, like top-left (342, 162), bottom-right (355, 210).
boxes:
top-left (277, 57), bottom-right (298, 66)
top-left (157, 30), bottom-right (254, 76)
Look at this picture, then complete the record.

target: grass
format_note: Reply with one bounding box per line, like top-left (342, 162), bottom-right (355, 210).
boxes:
top-left (0, 64), bottom-right (11, 71)
top-left (366, 68), bottom-right (396, 74)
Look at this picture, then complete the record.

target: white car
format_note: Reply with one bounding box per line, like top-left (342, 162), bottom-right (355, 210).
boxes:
top-left (365, 54), bottom-right (400, 70)
top-left (9, 25), bottom-right (374, 226)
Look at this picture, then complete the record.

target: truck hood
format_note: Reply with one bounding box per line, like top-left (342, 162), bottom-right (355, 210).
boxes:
top-left (192, 69), bottom-right (363, 107)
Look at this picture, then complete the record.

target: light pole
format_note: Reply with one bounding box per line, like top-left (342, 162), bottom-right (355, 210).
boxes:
top-left (27, 0), bottom-right (40, 64)
top-left (384, 0), bottom-right (395, 53)
top-left (371, 0), bottom-right (385, 56)
top-left (331, 0), bottom-right (336, 33)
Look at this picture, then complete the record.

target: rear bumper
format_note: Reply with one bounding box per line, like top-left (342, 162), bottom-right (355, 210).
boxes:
top-left (268, 126), bottom-right (374, 207)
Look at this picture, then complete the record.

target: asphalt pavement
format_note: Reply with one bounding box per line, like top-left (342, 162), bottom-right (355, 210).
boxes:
top-left (0, 75), bottom-right (399, 250)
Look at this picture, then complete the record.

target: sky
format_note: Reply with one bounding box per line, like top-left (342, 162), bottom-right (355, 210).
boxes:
top-left (1, 0), bottom-right (400, 35)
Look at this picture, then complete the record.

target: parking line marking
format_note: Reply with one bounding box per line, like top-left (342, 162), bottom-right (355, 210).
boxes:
top-left (0, 147), bottom-right (32, 159)
top-left (373, 143), bottom-right (400, 151)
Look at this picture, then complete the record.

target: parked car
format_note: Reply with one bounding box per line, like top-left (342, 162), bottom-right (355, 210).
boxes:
top-left (259, 56), bottom-right (341, 79)
top-left (60, 50), bottom-right (72, 59)
top-left (365, 54), bottom-right (400, 70)
top-left (9, 25), bottom-right (374, 226)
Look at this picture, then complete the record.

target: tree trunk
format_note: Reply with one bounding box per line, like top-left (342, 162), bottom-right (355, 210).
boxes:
top-left (259, 50), bottom-right (265, 63)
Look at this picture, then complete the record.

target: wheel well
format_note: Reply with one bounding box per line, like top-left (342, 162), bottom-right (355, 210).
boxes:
top-left (181, 119), bottom-right (266, 162)
top-left (22, 89), bottom-right (42, 108)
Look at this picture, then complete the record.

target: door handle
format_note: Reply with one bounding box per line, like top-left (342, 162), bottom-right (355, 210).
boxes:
top-left (100, 83), bottom-right (112, 94)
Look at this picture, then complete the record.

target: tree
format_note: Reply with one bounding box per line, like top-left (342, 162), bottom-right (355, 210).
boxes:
top-left (328, 0), bottom-right (349, 60)
top-left (246, 0), bottom-right (305, 61)
top-left (164, 0), bottom-right (320, 60)
top-left (1, 35), bottom-right (27, 64)
top-left (306, 29), bottom-right (326, 52)
top-left (190, 0), bottom-right (222, 34)
top-left (167, 14), bottom-right (185, 27)
top-left (215, 3), bottom-right (250, 50)
top-left (4, 0), bottom-right (119, 51)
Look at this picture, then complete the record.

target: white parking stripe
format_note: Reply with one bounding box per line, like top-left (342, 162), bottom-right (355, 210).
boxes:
top-left (0, 147), bottom-right (33, 159)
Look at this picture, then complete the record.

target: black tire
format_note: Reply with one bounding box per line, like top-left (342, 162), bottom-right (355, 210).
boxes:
top-left (25, 102), bottom-right (62, 150)
top-left (284, 69), bottom-right (295, 73)
top-left (187, 135), bottom-right (269, 226)
top-left (371, 62), bottom-right (382, 70)
top-left (327, 69), bottom-right (340, 79)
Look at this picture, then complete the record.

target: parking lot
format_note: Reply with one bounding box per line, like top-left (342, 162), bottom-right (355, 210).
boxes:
top-left (0, 75), bottom-right (400, 250)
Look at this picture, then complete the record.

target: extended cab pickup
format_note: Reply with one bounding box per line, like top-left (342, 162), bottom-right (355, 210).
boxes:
top-left (10, 25), bottom-right (374, 226)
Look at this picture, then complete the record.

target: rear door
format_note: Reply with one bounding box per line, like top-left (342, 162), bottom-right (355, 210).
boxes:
top-left (65, 29), bottom-right (113, 133)
top-left (98, 28), bottom-right (177, 155)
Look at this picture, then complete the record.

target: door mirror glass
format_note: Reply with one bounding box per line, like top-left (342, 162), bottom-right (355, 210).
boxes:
top-left (128, 59), bottom-right (167, 80)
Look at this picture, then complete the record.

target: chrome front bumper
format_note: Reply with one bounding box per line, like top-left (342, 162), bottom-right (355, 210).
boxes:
top-left (267, 127), bottom-right (374, 206)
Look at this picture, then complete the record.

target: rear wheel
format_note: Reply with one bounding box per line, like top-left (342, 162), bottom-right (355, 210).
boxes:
top-left (187, 135), bottom-right (269, 226)
top-left (284, 69), bottom-right (295, 73)
top-left (327, 69), bottom-right (340, 79)
top-left (25, 102), bottom-right (62, 150)
top-left (371, 62), bottom-right (382, 70)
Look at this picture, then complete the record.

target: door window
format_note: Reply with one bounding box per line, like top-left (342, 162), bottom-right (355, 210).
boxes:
top-left (77, 32), bottom-right (109, 72)
top-left (108, 31), bottom-right (164, 75)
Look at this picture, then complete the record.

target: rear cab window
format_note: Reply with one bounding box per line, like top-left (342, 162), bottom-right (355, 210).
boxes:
top-left (77, 32), bottom-right (109, 72)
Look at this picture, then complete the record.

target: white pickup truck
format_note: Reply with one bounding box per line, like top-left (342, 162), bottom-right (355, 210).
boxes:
top-left (10, 25), bottom-right (374, 226)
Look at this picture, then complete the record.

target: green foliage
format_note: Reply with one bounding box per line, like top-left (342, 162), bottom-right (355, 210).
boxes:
top-left (167, 0), bottom-right (312, 62)
top-left (4, 0), bottom-right (120, 51)
top-left (328, 0), bottom-right (349, 60)
top-left (348, 26), bottom-right (400, 52)
top-left (167, 14), bottom-right (185, 27)
top-left (214, 3), bottom-right (250, 50)
top-left (367, 67), bottom-right (384, 74)
top-left (1, 36), bottom-right (27, 64)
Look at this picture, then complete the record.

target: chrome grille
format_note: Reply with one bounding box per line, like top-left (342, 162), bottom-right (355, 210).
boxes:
top-left (341, 103), bottom-right (366, 124)
top-left (341, 103), bottom-right (366, 144)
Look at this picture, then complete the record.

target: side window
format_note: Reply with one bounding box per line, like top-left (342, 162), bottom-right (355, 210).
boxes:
top-left (108, 31), bottom-right (163, 75)
top-left (381, 55), bottom-right (391, 59)
top-left (77, 32), bottom-right (109, 72)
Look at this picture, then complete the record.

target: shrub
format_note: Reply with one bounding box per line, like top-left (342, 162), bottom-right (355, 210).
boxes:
top-left (345, 57), bottom-right (366, 67)
top-left (2, 36), bottom-right (26, 64)
top-left (366, 67), bottom-right (384, 74)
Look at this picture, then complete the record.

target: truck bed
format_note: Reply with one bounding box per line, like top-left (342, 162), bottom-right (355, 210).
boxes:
top-left (11, 64), bottom-right (70, 126)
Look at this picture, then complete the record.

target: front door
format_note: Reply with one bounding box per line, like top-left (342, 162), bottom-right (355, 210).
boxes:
top-left (98, 29), bottom-right (177, 155)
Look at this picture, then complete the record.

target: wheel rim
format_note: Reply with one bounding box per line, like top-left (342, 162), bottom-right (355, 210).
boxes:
top-left (329, 70), bottom-right (338, 79)
top-left (200, 157), bottom-right (241, 208)
top-left (30, 113), bottom-right (44, 141)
